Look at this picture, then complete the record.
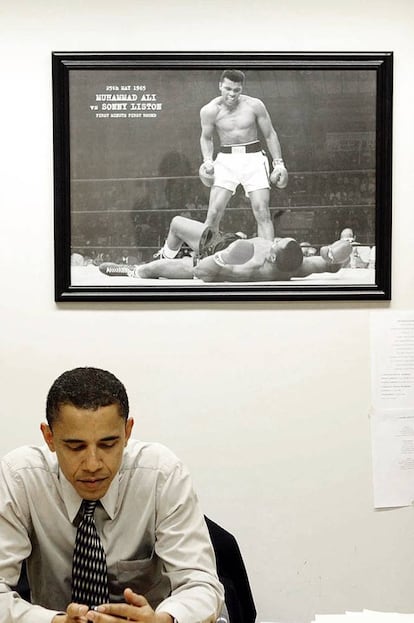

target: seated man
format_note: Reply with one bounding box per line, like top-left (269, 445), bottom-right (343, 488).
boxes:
top-left (100, 216), bottom-right (352, 283)
top-left (0, 367), bottom-right (224, 623)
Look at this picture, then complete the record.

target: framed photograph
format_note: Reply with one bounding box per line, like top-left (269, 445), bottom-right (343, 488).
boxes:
top-left (52, 51), bottom-right (392, 301)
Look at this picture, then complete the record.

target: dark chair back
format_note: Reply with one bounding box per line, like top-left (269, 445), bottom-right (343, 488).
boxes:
top-left (14, 561), bottom-right (31, 601)
top-left (205, 516), bottom-right (256, 623)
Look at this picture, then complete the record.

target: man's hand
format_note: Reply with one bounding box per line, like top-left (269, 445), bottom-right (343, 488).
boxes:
top-left (52, 603), bottom-right (89, 622)
top-left (270, 159), bottom-right (288, 189)
top-left (86, 589), bottom-right (173, 623)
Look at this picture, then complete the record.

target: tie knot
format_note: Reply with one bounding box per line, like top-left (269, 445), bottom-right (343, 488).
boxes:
top-left (82, 500), bottom-right (98, 518)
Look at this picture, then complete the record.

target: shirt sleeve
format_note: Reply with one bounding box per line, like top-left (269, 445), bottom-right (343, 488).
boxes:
top-left (0, 456), bottom-right (64, 623)
top-left (0, 592), bottom-right (63, 623)
top-left (153, 459), bottom-right (224, 623)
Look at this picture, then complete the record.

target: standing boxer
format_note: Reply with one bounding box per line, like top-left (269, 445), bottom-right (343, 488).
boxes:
top-left (198, 69), bottom-right (288, 240)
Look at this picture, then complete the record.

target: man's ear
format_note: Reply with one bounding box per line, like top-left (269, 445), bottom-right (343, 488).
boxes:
top-left (125, 418), bottom-right (134, 445)
top-left (40, 423), bottom-right (56, 452)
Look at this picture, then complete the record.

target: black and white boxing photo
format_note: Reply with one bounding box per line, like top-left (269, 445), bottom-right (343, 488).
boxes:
top-left (52, 52), bottom-right (392, 301)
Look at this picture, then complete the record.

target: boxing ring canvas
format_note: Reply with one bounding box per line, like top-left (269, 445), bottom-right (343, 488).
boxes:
top-left (52, 51), bottom-right (393, 301)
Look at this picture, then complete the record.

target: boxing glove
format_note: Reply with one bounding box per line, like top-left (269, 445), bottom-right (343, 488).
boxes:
top-left (320, 240), bottom-right (352, 264)
top-left (270, 158), bottom-right (288, 189)
top-left (199, 160), bottom-right (215, 187)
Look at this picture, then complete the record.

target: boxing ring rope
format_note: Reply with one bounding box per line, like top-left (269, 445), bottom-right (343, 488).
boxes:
top-left (71, 205), bottom-right (374, 215)
top-left (70, 169), bottom-right (376, 260)
top-left (72, 168), bottom-right (375, 184)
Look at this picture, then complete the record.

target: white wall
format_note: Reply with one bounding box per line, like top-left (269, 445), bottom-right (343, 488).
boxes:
top-left (2, 1), bottom-right (414, 621)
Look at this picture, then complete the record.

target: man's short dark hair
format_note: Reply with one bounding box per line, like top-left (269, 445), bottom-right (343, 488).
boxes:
top-left (46, 367), bottom-right (129, 427)
top-left (219, 69), bottom-right (246, 85)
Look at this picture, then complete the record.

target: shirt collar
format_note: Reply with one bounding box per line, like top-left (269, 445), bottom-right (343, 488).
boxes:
top-left (59, 470), bottom-right (119, 522)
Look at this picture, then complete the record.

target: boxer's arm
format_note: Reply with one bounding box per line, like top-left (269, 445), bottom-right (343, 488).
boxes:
top-left (254, 99), bottom-right (288, 188)
top-left (194, 240), bottom-right (255, 282)
top-left (200, 105), bottom-right (215, 172)
top-left (255, 99), bottom-right (283, 161)
top-left (295, 240), bottom-right (352, 276)
top-left (294, 256), bottom-right (337, 277)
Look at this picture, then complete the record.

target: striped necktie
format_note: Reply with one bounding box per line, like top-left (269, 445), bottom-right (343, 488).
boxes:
top-left (71, 500), bottom-right (109, 608)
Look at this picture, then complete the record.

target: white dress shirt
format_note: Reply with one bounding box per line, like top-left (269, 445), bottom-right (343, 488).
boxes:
top-left (0, 439), bottom-right (224, 623)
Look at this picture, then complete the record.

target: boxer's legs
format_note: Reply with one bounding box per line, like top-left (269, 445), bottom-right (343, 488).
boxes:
top-left (137, 257), bottom-right (194, 279)
top-left (166, 216), bottom-right (206, 252)
top-left (99, 256), bottom-right (194, 279)
top-left (155, 216), bottom-right (205, 259)
top-left (249, 188), bottom-right (274, 240)
top-left (204, 186), bottom-right (233, 231)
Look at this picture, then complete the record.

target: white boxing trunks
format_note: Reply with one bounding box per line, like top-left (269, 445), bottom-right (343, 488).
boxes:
top-left (213, 143), bottom-right (270, 193)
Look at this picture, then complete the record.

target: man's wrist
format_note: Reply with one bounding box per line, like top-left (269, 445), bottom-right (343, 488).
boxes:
top-left (272, 157), bottom-right (284, 167)
top-left (155, 612), bottom-right (175, 623)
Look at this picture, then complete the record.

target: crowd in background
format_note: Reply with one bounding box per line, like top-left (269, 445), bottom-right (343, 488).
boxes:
top-left (71, 168), bottom-right (375, 264)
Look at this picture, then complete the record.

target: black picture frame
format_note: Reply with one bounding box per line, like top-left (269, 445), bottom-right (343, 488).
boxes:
top-left (52, 51), bottom-right (393, 302)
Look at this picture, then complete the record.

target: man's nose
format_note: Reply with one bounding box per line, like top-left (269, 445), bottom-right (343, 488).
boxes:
top-left (84, 447), bottom-right (102, 471)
